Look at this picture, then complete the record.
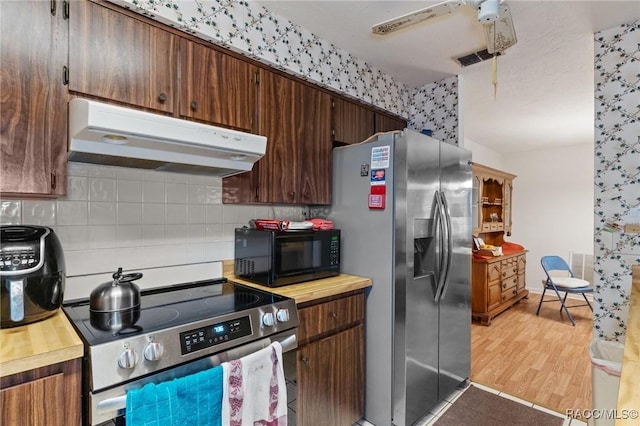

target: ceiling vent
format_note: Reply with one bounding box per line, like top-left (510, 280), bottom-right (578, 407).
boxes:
top-left (455, 49), bottom-right (502, 67)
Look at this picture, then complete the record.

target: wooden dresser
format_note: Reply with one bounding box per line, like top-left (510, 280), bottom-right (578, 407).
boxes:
top-left (472, 251), bottom-right (529, 325)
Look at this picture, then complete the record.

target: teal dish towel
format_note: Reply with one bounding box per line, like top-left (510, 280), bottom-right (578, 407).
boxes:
top-left (126, 364), bottom-right (223, 426)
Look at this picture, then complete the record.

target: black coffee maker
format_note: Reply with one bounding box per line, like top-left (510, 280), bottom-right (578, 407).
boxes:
top-left (0, 225), bottom-right (66, 328)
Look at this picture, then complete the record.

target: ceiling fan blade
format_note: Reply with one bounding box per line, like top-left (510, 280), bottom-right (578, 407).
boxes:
top-left (372, 0), bottom-right (464, 35)
top-left (483, 3), bottom-right (517, 53)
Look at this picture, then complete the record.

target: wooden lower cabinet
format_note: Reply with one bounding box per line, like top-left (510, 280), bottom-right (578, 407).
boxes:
top-left (0, 358), bottom-right (82, 426)
top-left (295, 291), bottom-right (365, 426)
top-left (472, 252), bottom-right (528, 325)
top-left (297, 325), bottom-right (364, 426)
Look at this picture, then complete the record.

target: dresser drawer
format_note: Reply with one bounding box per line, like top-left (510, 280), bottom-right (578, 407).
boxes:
top-left (501, 258), bottom-right (517, 279)
top-left (501, 275), bottom-right (518, 291)
top-left (502, 287), bottom-right (518, 303)
top-left (297, 293), bottom-right (364, 343)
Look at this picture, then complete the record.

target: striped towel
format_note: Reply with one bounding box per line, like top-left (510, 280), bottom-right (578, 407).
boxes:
top-left (222, 342), bottom-right (287, 426)
top-left (125, 364), bottom-right (223, 426)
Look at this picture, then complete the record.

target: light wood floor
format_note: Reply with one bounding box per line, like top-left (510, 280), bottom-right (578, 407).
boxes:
top-left (471, 292), bottom-right (593, 415)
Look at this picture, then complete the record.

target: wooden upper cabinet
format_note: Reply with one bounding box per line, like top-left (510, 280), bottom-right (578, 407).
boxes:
top-left (178, 38), bottom-right (257, 132)
top-left (375, 112), bottom-right (407, 133)
top-left (331, 97), bottom-right (374, 145)
top-left (223, 69), bottom-right (332, 204)
top-left (471, 163), bottom-right (516, 244)
top-left (255, 70), bottom-right (300, 203)
top-left (69, 0), bottom-right (176, 113)
top-left (0, 0), bottom-right (68, 197)
top-left (256, 69), bottom-right (331, 204)
top-left (298, 86), bottom-right (332, 204)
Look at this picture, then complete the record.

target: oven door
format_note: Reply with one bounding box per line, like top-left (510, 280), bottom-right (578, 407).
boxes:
top-left (90, 329), bottom-right (296, 426)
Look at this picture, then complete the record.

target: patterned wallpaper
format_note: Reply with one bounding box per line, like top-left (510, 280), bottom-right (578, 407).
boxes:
top-left (593, 20), bottom-right (640, 341)
top-left (109, 0), bottom-right (459, 145)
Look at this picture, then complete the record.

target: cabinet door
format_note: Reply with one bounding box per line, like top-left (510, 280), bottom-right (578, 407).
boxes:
top-left (374, 112), bottom-right (406, 132)
top-left (235, 69), bottom-right (331, 204)
top-left (332, 98), bottom-right (374, 145)
top-left (178, 39), bottom-right (257, 132)
top-left (255, 69), bottom-right (300, 203)
top-left (297, 324), bottom-right (364, 426)
top-left (0, 1), bottom-right (67, 196)
top-left (488, 283), bottom-right (501, 311)
top-left (0, 373), bottom-right (65, 426)
top-left (69, 0), bottom-right (176, 113)
top-left (298, 85), bottom-right (332, 204)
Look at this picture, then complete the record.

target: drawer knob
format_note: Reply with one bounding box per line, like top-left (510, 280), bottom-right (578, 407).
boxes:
top-left (158, 92), bottom-right (167, 103)
top-left (301, 356), bottom-right (309, 365)
top-left (329, 312), bottom-right (338, 319)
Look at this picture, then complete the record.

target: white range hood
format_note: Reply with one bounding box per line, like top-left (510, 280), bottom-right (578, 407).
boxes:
top-left (68, 98), bottom-right (266, 177)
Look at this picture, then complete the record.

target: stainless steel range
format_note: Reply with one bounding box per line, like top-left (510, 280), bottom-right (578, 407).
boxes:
top-left (63, 278), bottom-right (298, 425)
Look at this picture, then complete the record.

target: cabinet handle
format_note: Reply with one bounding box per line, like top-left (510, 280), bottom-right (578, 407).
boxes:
top-left (300, 356), bottom-right (309, 365)
top-left (51, 171), bottom-right (57, 190)
top-left (190, 101), bottom-right (198, 110)
top-left (63, 0), bottom-right (69, 19)
top-left (51, 0), bottom-right (56, 15)
top-left (158, 92), bottom-right (167, 103)
top-left (329, 312), bottom-right (338, 319)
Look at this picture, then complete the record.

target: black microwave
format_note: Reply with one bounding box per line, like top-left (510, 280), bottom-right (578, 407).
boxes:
top-left (234, 228), bottom-right (340, 287)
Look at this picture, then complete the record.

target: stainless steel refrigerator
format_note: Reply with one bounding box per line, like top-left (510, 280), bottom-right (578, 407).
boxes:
top-left (328, 129), bottom-right (471, 426)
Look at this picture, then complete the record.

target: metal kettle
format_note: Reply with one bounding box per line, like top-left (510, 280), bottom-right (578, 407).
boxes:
top-left (89, 267), bottom-right (142, 333)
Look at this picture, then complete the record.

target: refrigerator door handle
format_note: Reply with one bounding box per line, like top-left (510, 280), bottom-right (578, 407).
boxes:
top-left (437, 191), bottom-right (454, 302)
top-left (433, 190), bottom-right (447, 302)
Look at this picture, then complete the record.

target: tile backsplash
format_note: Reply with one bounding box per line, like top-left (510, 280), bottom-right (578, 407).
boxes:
top-left (0, 162), bottom-right (305, 277)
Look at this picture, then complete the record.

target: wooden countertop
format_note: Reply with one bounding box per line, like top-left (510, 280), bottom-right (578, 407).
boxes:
top-left (616, 265), bottom-right (640, 424)
top-left (222, 260), bottom-right (372, 304)
top-left (1, 309), bottom-right (84, 377)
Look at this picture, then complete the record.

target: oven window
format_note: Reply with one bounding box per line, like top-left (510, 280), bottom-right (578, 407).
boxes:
top-left (278, 239), bottom-right (322, 273)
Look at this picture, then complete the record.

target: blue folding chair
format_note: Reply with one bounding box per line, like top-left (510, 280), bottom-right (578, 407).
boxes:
top-left (537, 255), bottom-right (593, 326)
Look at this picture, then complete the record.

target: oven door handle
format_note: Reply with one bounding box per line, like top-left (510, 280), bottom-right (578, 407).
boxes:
top-left (94, 332), bottom-right (297, 418)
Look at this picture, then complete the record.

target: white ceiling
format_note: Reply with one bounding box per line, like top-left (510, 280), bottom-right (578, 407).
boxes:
top-left (255, 1), bottom-right (639, 153)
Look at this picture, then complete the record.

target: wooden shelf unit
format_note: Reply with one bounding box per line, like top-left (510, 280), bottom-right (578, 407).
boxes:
top-left (471, 163), bottom-right (527, 325)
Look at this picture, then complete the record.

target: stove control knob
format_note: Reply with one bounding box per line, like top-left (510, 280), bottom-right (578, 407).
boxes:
top-left (117, 348), bottom-right (138, 369)
top-left (144, 342), bottom-right (164, 362)
top-left (262, 312), bottom-right (275, 327)
top-left (276, 309), bottom-right (290, 323)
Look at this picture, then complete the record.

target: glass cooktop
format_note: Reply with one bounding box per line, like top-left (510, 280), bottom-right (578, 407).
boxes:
top-left (63, 279), bottom-right (288, 346)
